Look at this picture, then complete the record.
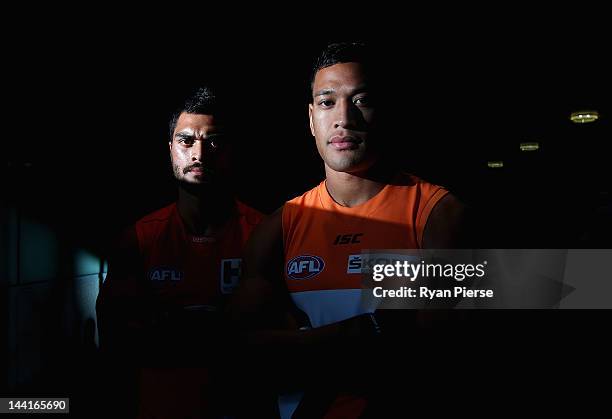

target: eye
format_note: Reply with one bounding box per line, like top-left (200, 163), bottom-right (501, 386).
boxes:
top-left (178, 137), bottom-right (194, 146)
top-left (318, 99), bottom-right (334, 108)
top-left (354, 96), bottom-right (370, 106)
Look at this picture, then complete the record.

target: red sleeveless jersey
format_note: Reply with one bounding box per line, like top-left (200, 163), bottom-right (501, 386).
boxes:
top-left (133, 200), bottom-right (262, 308)
top-left (100, 200), bottom-right (262, 419)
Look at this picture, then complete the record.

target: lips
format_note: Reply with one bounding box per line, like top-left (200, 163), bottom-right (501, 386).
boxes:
top-left (184, 165), bottom-right (207, 175)
top-left (329, 135), bottom-right (360, 150)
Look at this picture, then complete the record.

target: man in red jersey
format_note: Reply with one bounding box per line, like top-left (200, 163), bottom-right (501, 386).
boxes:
top-left (228, 43), bottom-right (469, 418)
top-left (96, 86), bottom-right (264, 418)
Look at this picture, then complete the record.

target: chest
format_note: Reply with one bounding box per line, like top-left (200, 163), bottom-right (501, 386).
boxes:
top-left (141, 223), bottom-right (245, 305)
top-left (283, 211), bottom-right (418, 293)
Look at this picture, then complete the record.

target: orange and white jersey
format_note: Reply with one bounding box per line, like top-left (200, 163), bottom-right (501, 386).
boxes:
top-left (279, 174), bottom-right (448, 418)
top-left (282, 173), bottom-right (449, 328)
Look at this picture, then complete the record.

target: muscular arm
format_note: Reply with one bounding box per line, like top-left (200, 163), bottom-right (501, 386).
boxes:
top-left (419, 193), bottom-right (473, 324)
top-left (423, 192), bottom-right (471, 249)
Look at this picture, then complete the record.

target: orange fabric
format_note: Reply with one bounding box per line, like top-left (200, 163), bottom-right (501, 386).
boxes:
top-left (100, 200), bottom-right (262, 419)
top-left (281, 174), bottom-right (447, 418)
top-left (133, 200), bottom-right (263, 307)
top-left (282, 173), bottom-right (448, 293)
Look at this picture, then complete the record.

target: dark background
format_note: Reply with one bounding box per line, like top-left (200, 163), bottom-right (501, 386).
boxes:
top-left (5, 29), bottom-right (611, 250)
top-left (2, 15), bottom-right (611, 415)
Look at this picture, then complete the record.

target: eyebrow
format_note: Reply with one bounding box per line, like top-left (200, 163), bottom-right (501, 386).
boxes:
top-left (314, 88), bottom-right (335, 97)
top-left (175, 131), bottom-right (225, 139)
top-left (314, 85), bottom-right (370, 98)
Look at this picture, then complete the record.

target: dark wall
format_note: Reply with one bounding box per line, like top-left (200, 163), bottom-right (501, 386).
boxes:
top-left (5, 34), bottom-right (610, 248)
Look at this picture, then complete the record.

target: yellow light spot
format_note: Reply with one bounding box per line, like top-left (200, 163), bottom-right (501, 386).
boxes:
top-left (520, 142), bottom-right (540, 151)
top-left (487, 161), bottom-right (504, 168)
top-left (570, 110), bottom-right (599, 123)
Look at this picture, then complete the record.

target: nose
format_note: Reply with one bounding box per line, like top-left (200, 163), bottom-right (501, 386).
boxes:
top-left (333, 98), bottom-right (359, 130)
top-left (191, 139), bottom-right (203, 161)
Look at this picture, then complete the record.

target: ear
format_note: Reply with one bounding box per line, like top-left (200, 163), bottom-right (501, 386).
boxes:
top-left (308, 103), bottom-right (315, 137)
top-left (168, 139), bottom-right (173, 153)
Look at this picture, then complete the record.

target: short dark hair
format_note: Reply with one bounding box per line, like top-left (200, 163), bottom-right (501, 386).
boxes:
top-left (310, 42), bottom-right (374, 95)
top-left (168, 86), bottom-right (225, 141)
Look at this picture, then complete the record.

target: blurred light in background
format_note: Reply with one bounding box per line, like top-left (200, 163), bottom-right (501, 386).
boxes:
top-left (570, 110), bottom-right (599, 124)
top-left (520, 142), bottom-right (540, 152)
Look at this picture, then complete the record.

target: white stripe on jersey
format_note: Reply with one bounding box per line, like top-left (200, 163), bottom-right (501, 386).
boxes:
top-left (290, 289), bottom-right (380, 328)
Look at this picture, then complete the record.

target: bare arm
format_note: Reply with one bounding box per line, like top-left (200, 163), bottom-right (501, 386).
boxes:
top-left (423, 193), bottom-right (470, 249)
top-left (419, 193), bottom-right (472, 323)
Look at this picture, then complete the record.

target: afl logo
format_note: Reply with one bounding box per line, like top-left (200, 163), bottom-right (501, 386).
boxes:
top-left (149, 266), bottom-right (184, 281)
top-left (286, 255), bottom-right (325, 280)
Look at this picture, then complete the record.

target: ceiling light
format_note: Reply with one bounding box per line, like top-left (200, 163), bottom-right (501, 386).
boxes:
top-left (570, 110), bottom-right (599, 124)
top-left (520, 142), bottom-right (540, 152)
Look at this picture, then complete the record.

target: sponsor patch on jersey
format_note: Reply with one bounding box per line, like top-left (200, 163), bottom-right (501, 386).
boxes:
top-left (221, 258), bottom-right (242, 294)
top-left (192, 236), bottom-right (216, 244)
top-left (347, 254), bottom-right (362, 274)
top-left (286, 255), bottom-right (325, 280)
top-left (149, 266), bottom-right (184, 281)
top-left (347, 253), bottom-right (420, 274)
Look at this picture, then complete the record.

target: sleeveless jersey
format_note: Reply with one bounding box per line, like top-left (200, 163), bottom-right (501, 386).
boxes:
top-left (100, 200), bottom-right (262, 419)
top-left (279, 174), bottom-right (448, 418)
top-left (282, 173), bottom-right (448, 327)
top-left (134, 200), bottom-right (262, 308)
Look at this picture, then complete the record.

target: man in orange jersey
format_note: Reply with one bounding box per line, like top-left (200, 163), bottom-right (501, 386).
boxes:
top-left (96, 86), bottom-right (266, 418)
top-left (229, 43), bottom-right (469, 418)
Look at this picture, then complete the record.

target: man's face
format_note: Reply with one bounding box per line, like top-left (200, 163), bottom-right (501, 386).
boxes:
top-left (309, 62), bottom-right (377, 174)
top-left (169, 112), bottom-right (229, 185)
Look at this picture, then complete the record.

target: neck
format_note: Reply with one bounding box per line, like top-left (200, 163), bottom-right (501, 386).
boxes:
top-left (324, 164), bottom-right (393, 207)
top-left (176, 182), bottom-right (233, 235)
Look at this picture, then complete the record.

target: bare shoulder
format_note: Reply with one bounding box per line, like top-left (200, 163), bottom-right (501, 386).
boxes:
top-left (432, 193), bottom-right (466, 218)
top-left (423, 193), bottom-right (470, 248)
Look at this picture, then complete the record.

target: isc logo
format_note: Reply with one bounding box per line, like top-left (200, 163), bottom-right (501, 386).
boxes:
top-left (333, 233), bottom-right (364, 245)
top-left (286, 255), bottom-right (325, 280)
top-left (149, 267), bottom-right (184, 281)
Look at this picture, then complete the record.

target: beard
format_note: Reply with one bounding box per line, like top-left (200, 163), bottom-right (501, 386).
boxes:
top-left (173, 163), bottom-right (216, 184)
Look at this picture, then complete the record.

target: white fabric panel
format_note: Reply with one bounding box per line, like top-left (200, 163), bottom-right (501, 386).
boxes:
top-left (290, 288), bottom-right (380, 328)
